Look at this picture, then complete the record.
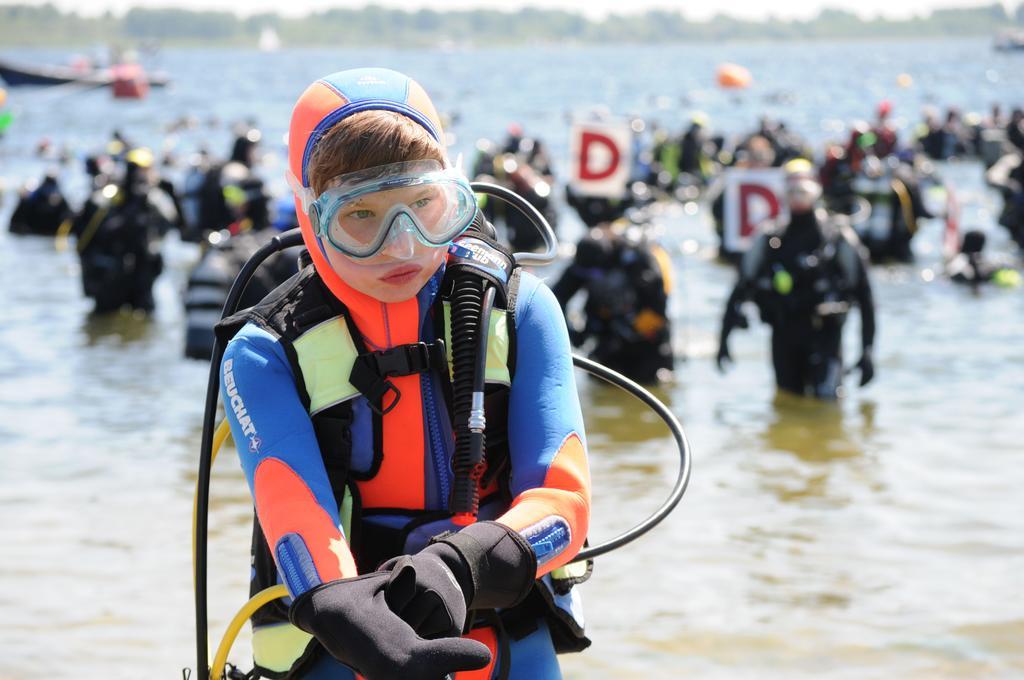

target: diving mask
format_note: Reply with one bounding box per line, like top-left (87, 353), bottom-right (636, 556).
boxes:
top-left (785, 177), bottom-right (822, 208)
top-left (782, 158), bottom-right (822, 210)
top-left (291, 160), bottom-right (477, 259)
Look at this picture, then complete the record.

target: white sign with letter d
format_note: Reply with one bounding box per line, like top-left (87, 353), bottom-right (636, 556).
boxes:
top-left (569, 120), bottom-right (632, 199)
top-left (722, 168), bottom-right (787, 253)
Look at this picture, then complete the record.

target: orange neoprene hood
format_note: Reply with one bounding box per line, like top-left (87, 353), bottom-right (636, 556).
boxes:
top-left (287, 67), bottom-right (445, 302)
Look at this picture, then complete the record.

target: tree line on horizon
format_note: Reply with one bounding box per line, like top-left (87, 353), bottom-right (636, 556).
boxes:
top-left (0, 2), bottom-right (1022, 48)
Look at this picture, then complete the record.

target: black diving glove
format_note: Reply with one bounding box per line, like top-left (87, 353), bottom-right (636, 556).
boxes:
top-left (716, 305), bottom-right (747, 373)
top-left (856, 351), bottom-right (875, 387)
top-left (379, 521), bottom-right (537, 636)
top-left (716, 341), bottom-right (733, 373)
top-left (289, 572), bottom-right (492, 680)
top-left (381, 552), bottom-right (468, 639)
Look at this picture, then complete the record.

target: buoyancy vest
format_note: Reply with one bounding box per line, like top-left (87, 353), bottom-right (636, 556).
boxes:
top-left (215, 248), bottom-right (591, 678)
top-left (743, 217), bottom-right (863, 324)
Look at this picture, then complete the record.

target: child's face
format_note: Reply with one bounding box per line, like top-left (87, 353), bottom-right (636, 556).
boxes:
top-left (323, 236), bottom-right (447, 303)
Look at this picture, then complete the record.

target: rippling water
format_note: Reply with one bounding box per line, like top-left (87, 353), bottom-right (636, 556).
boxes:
top-left (1, 39), bottom-right (1022, 679)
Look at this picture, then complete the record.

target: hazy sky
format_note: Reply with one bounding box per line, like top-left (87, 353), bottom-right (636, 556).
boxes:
top-left (34, 0), bottom-right (1018, 21)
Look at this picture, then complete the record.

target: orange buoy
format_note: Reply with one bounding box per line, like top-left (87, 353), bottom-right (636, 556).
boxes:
top-left (716, 62), bottom-right (752, 89)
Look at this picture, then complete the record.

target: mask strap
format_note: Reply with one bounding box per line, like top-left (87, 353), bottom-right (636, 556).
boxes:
top-left (285, 168), bottom-right (316, 215)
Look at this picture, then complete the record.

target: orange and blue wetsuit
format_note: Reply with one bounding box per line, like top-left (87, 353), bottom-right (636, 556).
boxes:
top-left (221, 254), bottom-right (590, 678)
top-left (220, 66), bottom-right (591, 678)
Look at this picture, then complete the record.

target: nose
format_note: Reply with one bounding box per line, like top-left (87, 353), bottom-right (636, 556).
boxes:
top-left (380, 212), bottom-right (418, 260)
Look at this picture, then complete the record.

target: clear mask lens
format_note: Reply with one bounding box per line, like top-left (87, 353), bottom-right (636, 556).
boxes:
top-left (308, 160), bottom-right (476, 259)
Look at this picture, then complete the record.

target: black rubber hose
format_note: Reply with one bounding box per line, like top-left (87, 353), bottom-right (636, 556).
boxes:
top-left (571, 354), bottom-right (692, 562)
top-left (465, 285), bottom-right (496, 513)
top-left (474, 287), bottom-right (496, 396)
top-left (469, 181), bottom-right (557, 265)
top-left (195, 229), bottom-right (303, 676)
top-left (447, 272), bottom-right (485, 517)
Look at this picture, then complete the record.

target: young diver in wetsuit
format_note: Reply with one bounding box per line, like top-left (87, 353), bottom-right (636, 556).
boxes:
top-left (219, 68), bottom-right (591, 679)
top-left (717, 159), bottom-right (876, 400)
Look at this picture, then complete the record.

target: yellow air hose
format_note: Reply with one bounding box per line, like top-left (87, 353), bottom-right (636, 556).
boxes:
top-left (891, 177), bottom-right (918, 235)
top-left (195, 419), bottom-right (290, 680)
top-left (54, 219), bottom-right (74, 252)
top-left (75, 204), bottom-right (111, 253)
top-left (210, 584), bottom-right (290, 680)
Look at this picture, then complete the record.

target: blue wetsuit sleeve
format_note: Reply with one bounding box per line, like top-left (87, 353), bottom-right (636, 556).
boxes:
top-left (499, 272), bottom-right (591, 575)
top-left (221, 323), bottom-right (357, 592)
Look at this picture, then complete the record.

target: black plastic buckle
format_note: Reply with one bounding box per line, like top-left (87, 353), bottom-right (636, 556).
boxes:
top-left (373, 382), bottom-right (401, 416)
top-left (349, 358), bottom-right (402, 416)
top-left (349, 340), bottom-right (447, 416)
top-left (375, 340), bottom-right (447, 377)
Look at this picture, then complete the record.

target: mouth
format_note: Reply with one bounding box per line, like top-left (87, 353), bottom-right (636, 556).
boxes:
top-left (380, 264), bottom-right (422, 285)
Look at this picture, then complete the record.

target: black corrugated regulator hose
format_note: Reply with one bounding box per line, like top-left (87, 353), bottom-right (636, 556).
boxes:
top-left (447, 271), bottom-right (496, 521)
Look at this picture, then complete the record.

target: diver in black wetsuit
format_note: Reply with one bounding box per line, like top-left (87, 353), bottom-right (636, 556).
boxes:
top-left (473, 125), bottom-right (558, 252)
top-left (947, 229), bottom-right (1022, 291)
top-left (7, 171), bottom-right (71, 236)
top-left (1006, 108), bottom-right (1024, 153)
top-left (678, 114), bottom-right (713, 186)
top-left (553, 207), bottom-right (674, 385)
top-left (822, 126), bottom-right (933, 264)
top-left (183, 179), bottom-right (300, 359)
top-left (74, 147), bottom-right (178, 313)
top-left (986, 148), bottom-right (1024, 248)
top-left (717, 159), bottom-right (876, 400)
top-left (192, 126), bottom-right (262, 239)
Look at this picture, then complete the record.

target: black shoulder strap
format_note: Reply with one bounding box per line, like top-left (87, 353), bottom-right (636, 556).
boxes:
top-left (312, 401), bottom-right (355, 500)
top-left (214, 263), bottom-right (326, 345)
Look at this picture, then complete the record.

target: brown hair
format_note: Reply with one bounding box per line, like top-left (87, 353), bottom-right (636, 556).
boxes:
top-left (306, 110), bottom-right (445, 194)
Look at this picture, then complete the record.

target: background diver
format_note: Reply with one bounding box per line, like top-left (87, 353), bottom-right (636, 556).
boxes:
top-left (946, 228), bottom-right (1022, 291)
top-left (716, 159), bottom-right (876, 400)
top-left (72, 146), bottom-right (179, 314)
top-left (472, 124), bottom-right (558, 253)
top-left (7, 169), bottom-right (71, 237)
top-left (552, 212), bottom-right (675, 386)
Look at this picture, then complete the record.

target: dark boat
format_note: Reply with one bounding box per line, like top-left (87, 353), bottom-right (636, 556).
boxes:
top-left (994, 30), bottom-right (1024, 52)
top-left (0, 57), bottom-right (170, 88)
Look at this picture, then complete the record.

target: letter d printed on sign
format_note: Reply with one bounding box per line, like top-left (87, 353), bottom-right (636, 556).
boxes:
top-left (569, 120), bottom-right (632, 199)
top-left (722, 167), bottom-right (787, 253)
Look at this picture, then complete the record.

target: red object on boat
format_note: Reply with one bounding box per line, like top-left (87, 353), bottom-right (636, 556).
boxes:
top-left (110, 63), bottom-right (149, 99)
